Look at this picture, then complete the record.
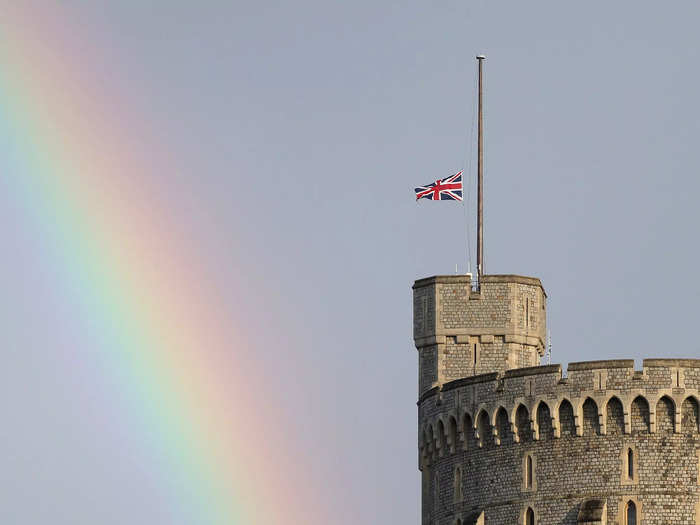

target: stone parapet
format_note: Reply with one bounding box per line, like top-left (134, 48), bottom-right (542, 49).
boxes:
top-left (417, 359), bottom-right (700, 524)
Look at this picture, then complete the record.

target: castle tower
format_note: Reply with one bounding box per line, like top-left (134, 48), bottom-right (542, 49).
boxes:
top-left (413, 274), bottom-right (546, 395)
top-left (413, 274), bottom-right (700, 524)
top-left (413, 57), bottom-right (700, 524)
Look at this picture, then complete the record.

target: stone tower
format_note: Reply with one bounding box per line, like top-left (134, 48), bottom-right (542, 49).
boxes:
top-left (413, 274), bottom-right (546, 396)
top-left (413, 273), bottom-right (700, 525)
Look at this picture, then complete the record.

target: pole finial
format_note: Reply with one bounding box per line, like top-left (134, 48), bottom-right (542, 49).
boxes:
top-left (476, 54), bottom-right (486, 60)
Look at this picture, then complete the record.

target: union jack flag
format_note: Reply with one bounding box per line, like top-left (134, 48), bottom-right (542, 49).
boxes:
top-left (414, 171), bottom-right (463, 201)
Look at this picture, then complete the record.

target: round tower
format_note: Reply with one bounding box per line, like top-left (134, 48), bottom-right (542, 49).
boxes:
top-left (413, 274), bottom-right (700, 524)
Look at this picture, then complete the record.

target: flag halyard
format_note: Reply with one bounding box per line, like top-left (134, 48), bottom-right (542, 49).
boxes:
top-left (414, 171), bottom-right (463, 201)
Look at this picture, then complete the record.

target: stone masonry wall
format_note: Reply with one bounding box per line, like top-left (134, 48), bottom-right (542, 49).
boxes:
top-left (417, 359), bottom-right (700, 525)
top-left (420, 345), bottom-right (438, 394)
top-left (414, 275), bottom-right (547, 396)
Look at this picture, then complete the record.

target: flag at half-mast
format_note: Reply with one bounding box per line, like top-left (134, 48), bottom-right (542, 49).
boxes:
top-left (414, 171), bottom-right (463, 201)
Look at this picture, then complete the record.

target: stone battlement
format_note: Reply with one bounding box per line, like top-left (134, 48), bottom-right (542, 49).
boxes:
top-left (417, 359), bottom-right (700, 523)
top-left (419, 358), bottom-right (700, 461)
top-left (413, 273), bottom-right (700, 523)
top-left (420, 358), bottom-right (700, 402)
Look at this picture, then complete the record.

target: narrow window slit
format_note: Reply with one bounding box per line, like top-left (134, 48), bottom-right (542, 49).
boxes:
top-left (526, 299), bottom-right (529, 328)
top-left (627, 448), bottom-right (634, 479)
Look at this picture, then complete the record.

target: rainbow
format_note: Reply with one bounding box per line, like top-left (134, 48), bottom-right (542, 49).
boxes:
top-left (0, 5), bottom-right (327, 523)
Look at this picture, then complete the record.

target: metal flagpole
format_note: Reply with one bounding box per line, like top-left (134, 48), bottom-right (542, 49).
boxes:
top-left (476, 55), bottom-right (485, 289)
top-left (463, 65), bottom-right (477, 285)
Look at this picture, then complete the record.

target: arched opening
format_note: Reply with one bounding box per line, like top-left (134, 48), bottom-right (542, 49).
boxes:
top-left (627, 448), bottom-right (634, 479)
top-left (516, 404), bottom-right (532, 442)
top-left (606, 397), bottom-right (624, 435)
top-left (682, 396), bottom-right (699, 433)
top-left (631, 396), bottom-right (650, 433)
top-left (496, 407), bottom-right (511, 445)
top-left (536, 401), bottom-right (553, 440)
top-left (437, 420), bottom-right (447, 456)
top-left (582, 398), bottom-right (600, 435)
top-left (559, 399), bottom-right (575, 436)
top-left (427, 425), bottom-right (435, 460)
top-left (420, 428), bottom-right (430, 467)
top-left (462, 413), bottom-right (475, 450)
top-left (526, 455), bottom-right (533, 488)
top-left (656, 396), bottom-right (675, 434)
top-left (626, 500), bottom-right (637, 525)
top-left (525, 507), bottom-right (535, 525)
top-left (478, 410), bottom-right (492, 448)
top-left (449, 416), bottom-right (459, 453)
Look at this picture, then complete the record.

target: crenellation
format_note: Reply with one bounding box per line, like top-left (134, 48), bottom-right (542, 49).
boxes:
top-left (414, 274), bottom-right (700, 523)
top-left (419, 365), bottom-right (700, 522)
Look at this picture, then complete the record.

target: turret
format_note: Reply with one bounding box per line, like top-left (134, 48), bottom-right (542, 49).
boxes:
top-left (413, 274), bottom-right (546, 395)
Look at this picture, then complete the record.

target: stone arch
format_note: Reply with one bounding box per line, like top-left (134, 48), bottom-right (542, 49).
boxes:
top-left (423, 423), bottom-right (432, 443)
top-left (462, 412), bottom-right (476, 451)
top-left (436, 418), bottom-right (447, 457)
top-left (630, 395), bottom-right (650, 434)
top-left (606, 396), bottom-right (625, 435)
top-left (622, 497), bottom-right (642, 525)
top-left (536, 401), bottom-right (554, 440)
top-left (491, 404), bottom-right (508, 427)
top-left (681, 395), bottom-right (699, 433)
top-left (427, 423), bottom-right (435, 461)
top-left (495, 406), bottom-right (512, 445)
top-left (559, 398), bottom-right (576, 437)
top-left (656, 396), bottom-right (675, 434)
top-left (625, 500), bottom-right (636, 525)
top-left (516, 404), bottom-right (532, 442)
top-left (477, 409), bottom-right (493, 448)
top-left (420, 426), bottom-right (431, 467)
top-left (582, 397), bottom-right (600, 436)
top-left (522, 506), bottom-right (537, 525)
top-left (448, 415), bottom-right (459, 453)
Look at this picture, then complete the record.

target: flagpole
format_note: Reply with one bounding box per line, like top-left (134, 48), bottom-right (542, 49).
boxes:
top-left (476, 55), bottom-right (485, 289)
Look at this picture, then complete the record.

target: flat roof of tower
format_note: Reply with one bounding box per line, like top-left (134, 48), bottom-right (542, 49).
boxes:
top-left (413, 274), bottom-right (545, 295)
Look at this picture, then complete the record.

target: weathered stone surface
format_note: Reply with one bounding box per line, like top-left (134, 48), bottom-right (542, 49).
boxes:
top-left (414, 274), bottom-right (700, 524)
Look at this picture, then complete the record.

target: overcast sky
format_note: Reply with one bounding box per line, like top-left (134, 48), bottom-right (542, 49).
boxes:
top-left (2, 1), bottom-right (700, 524)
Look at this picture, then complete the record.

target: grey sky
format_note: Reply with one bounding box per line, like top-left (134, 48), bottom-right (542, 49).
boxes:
top-left (2, 1), bottom-right (700, 524)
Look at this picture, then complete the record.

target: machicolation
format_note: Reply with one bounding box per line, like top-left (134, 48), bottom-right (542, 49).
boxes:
top-left (413, 274), bottom-right (700, 524)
